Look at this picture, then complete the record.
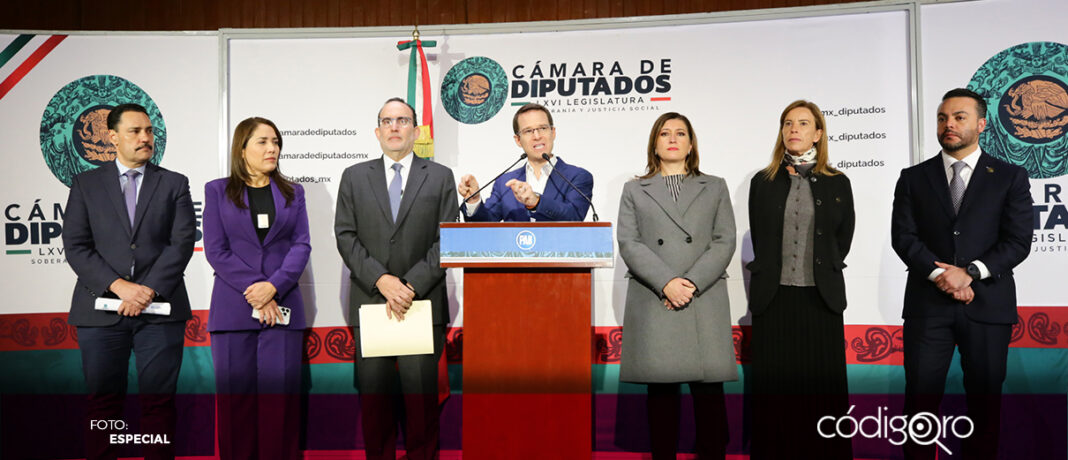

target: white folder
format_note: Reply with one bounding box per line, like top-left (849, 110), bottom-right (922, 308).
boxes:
top-left (358, 300), bottom-right (433, 358)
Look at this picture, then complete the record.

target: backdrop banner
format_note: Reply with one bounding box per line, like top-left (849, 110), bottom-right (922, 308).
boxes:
top-left (0, 0), bottom-right (1065, 457)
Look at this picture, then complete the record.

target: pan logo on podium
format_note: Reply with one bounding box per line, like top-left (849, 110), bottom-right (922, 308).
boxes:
top-left (969, 41), bottom-right (1068, 180)
top-left (516, 230), bottom-right (536, 251)
top-left (441, 56), bottom-right (509, 124)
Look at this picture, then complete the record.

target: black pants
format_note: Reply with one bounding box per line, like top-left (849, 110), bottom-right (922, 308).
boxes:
top-left (78, 318), bottom-right (186, 460)
top-left (903, 305), bottom-right (1011, 460)
top-left (354, 325), bottom-right (445, 460)
top-left (647, 381), bottom-right (728, 460)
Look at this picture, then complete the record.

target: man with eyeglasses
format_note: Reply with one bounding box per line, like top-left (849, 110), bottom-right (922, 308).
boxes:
top-left (458, 103), bottom-right (594, 221)
top-left (334, 97), bottom-right (459, 460)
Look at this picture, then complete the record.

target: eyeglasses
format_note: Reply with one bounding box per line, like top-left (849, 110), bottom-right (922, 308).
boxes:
top-left (519, 125), bottom-right (552, 137)
top-left (379, 117), bottom-right (414, 128)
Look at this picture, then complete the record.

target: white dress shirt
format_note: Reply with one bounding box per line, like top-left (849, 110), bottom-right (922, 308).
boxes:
top-left (383, 152), bottom-right (415, 194)
top-left (465, 155), bottom-right (558, 217)
top-left (116, 159), bottom-right (146, 200)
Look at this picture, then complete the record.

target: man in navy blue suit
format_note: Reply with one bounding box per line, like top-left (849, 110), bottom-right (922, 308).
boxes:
top-left (63, 103), bottom-right (196, 460)
top-left (457, 103), bottom-right (594, 221)
top-left (891, 88), bottom-right (1032, 460)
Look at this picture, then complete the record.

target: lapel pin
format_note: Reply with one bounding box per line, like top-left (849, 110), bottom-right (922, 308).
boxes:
top-left (987, 166), bottom-right (995, 173)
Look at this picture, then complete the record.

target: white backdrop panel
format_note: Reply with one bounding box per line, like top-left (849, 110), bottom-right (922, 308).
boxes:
top-left (228, 9), bottom-right (912, 328)
top-left (921, 0), bottom-right (1068, 306)
top-left (0, 34), bottom-right (219, 315)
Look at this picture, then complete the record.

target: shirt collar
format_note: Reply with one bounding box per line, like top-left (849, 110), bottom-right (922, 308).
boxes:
top-left (115, 159), bottom-right (147, 177)
top-left (941, 145), bottom-right (982, 171)
top-left (526, 155), bottom-right (557, 176)
top-left (383, 152), bottom-right (415, 171)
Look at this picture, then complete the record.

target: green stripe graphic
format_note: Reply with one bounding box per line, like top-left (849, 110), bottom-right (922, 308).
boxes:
top-left (6, 250), bottom-right (31, 255)
top-left (0, 34), bottom-right (34, 69)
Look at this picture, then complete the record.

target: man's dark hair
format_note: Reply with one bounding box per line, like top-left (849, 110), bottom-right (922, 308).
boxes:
top-left (106, 103), bottom-right (149, 130)
top-left (512, 103), bottom-right (554, 135)
top-left (942, 88), bottom-right (987, 119)
top-left (377, 97), bottom-right (418, 126)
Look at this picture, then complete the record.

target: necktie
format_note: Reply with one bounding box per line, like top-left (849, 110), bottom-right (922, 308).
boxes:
top-left (949, 161), bottom-right (967, 214)
top-left (389, 163), bottom-right (403, 221)
top-left (124, 170), bottom-right (140, 227)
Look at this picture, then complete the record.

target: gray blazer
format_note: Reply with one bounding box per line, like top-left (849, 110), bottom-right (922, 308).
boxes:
top-left (334, 155), bottom-right (459, 326)
top-left (617, 173), bottom-right (738, 383)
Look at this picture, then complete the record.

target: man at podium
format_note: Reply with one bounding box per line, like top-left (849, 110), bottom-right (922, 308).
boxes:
top-left (457, 103), bottom-right (594, 221)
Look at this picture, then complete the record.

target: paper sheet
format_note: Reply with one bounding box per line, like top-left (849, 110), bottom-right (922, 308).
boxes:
top-left (358, 300), bottom-right (433, 358)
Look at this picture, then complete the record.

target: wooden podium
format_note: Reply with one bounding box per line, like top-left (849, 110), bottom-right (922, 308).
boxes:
top-left (440, 222), bottom-right (613, 460)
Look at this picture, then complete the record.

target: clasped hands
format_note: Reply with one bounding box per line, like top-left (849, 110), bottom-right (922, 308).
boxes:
top-left (376, 274), bottom-right (416, 321)
top-left (109, 278), bottom-right (155, 316)
top-left (662, 277), bottom-right (697, 310)
top-left (457, 174), bottom-right (540, 209)
top-left (933, 261), bottom-right (974, 304)
top-left (245, 281), bottom-right (283, 326)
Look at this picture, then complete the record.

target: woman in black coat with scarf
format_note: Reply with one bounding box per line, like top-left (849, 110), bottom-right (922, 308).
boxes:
top-left (747, 99), bottom-right (855, 459)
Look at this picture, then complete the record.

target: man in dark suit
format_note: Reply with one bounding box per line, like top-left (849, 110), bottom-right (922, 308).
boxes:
top-left (334, 97), bottom-right (459, 460)
top-left (63, 103), bottom-right (196, 460)
top-left (456, 103), bottom-right (594, 221)
top-left (891, 88), bottom-right (1032, 460)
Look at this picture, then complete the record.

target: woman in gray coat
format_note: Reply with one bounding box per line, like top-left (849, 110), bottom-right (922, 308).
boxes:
top-left (618, 112), bottom-right (738, 459)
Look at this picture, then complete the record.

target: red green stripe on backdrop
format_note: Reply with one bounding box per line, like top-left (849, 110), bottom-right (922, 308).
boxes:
top-left (0, 34), bottom-right (66, 101)
top-left (2, 307), bottom-right (1065, 363)
top-left (0, 35), bottom-right (34, 68)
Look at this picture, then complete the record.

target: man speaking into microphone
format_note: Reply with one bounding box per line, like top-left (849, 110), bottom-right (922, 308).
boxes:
top-left (457, 103), bottom-right (594, 221)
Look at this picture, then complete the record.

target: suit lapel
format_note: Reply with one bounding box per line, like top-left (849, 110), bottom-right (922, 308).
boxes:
top-left (131, 163), bottom-right (160, 236)
top-left (261, 181), bottom-right (289, 246)
top-left (957, 154), bottom-right (993, 217)
top-left (368, 160), bottom-right (395, 225)
top-left (102, 162), bottom-right (133, 237)
top-left (638, 176), bottom-right (690, 236)
top-left (235, 187), bottom-right (259, 245)
top-left (543, 160), bottom-right (566, 203)
top-left (676, 175), bottom-right (708, 217)
top-left (922, 157), bottom-right (956, 218)
top-left (393, 157), bottom-right (428, 233)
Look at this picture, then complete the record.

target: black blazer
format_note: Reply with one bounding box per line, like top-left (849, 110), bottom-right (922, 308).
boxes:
top-left (890, 153), bottom-right (1031, 324)
top-left (747, 165), bottom-right (855, 314)
top-left (63, 161), bottom-right (197, 326)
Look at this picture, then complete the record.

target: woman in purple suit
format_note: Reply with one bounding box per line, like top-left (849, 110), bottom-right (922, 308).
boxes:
top-left (203, 117), bottom-right (311, 460)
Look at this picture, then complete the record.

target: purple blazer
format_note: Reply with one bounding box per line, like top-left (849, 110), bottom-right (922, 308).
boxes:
top-left (203, 178), bottom-right (311, 331)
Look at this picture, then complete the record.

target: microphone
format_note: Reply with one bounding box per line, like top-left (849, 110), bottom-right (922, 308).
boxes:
top-left (541, 153), bottom-right (598, 222)
top-left (462, 153), bottom-right (527, 204)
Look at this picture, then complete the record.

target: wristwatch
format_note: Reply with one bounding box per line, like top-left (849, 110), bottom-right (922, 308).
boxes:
top-left (526, 192), bottom-right (541, 210)
top-left (966, 263), bottom-right (981, 281)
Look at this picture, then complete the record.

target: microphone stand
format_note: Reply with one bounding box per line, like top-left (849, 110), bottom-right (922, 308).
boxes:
top-left (541, 153), bottom-right (598, 222)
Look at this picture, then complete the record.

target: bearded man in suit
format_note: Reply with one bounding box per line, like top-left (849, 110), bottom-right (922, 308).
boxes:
top-left (891, 88), bottom-right (1032, 460)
